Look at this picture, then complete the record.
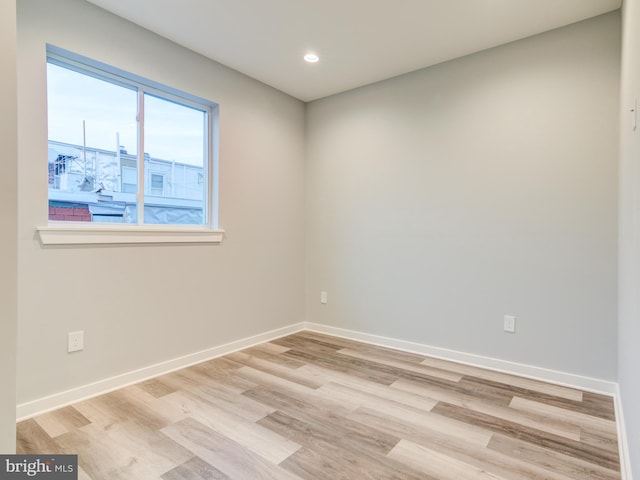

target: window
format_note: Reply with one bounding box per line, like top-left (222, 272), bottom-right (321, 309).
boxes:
top-left (150, 173), bottom-right (165, 196)
top-left (46, 47), bottom-right (218, 229)
top-left (121, 166), bottom-right (137, 194)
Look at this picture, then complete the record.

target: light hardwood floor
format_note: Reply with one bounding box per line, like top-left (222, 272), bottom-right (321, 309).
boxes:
top-left (16, 331), bottom-right (621, 479)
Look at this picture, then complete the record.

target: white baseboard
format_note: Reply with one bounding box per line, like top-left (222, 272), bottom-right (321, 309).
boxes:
top-left (614, 386), bottom-right (634, 480)
top-left (303, 322), bottom-right (618, 395)
top-left (16, 322), bottom-right (305, 421)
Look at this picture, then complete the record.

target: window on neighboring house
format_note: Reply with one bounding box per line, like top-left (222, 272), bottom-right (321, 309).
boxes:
top-left (46, 46), bottom-right (218, 227)
top-left (121, 166), bottom-right (137, 194)
top-left (150, 173), bottom-right (165, 196)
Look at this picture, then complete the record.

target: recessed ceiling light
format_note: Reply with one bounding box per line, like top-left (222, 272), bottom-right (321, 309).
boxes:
top-left (304, 53), bottom-right (319, 63)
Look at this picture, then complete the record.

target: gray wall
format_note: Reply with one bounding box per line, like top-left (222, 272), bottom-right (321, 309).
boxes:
top-left (619, 0), bottom-right (640, 476)
top-left (16, 0), bottom-right (305, 404)
top-left (305, 13), bottom-right (620, 380)
top-left (0, 0), bottom-right (17, 453)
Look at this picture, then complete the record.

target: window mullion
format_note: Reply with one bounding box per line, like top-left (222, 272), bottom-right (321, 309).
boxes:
top-left (137, 89), bottom-right (145, 224)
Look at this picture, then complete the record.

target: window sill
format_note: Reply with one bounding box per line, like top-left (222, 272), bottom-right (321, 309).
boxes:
top-left (37, 224), bottom-right (225, 246)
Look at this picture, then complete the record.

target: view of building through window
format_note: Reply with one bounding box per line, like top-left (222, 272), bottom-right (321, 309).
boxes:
top-left (47, 57), bottom-right (212, 225)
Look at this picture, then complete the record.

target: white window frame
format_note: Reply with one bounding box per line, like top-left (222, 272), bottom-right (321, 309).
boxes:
top-left (38, 45), bottom-right (223, 246)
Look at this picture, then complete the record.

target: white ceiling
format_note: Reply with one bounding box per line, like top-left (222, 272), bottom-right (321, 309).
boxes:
top-left (86, 0), bottom-right (621, 102)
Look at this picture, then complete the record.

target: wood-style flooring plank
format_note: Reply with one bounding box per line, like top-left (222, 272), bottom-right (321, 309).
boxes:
top-left (158, 379), bottom-right (275, 424)
top-left (301, 364), bottom-right (437, 412)
top-left (226, 351), bottom-right (325, 389)
top-left (259, 411), bottom-right (429, 480)
top-left (32, 405), bottom-right (91, 440)
top-left (488, 434), bottom-right (621, 480)
top-left (161, 417), bottom-right (302, 480)
top-left (160, 390), bottom-right (300, 465)
top-left (388, 439), bottom-right (509, 480)
top-left (77, 465), bottom-right (94, 480)
top-left (459, 375), bottom-right (608, 420)
top-left (239, 345), bottom-right (306, 369)
top-left (16, 418), bottom-right (64, 454)
top-left (282, 348), bottom-right (401, 385)
top-left (336, 348), bottom-right (465, 382)
top-left (509, 395), bottom-right (617, 434)
top-left (56, 419), bottom-right (193, 480)
top-left (138, 378), bottom-right (177, 399)
top-left (351, 408), bottom-right (575, 480)
top-left (432, 401), bottom-right (621, 471)
top-left (419, 356), bottom-right (584, 402)
top-left (348, 405), bottom-right (493, 448)
top-left (245, 386), bottom-right (399, 457)
top-left (272, 336), bottom-right (343, 356)
top-left (161, 456), bottom-right (231, 480)
top-left (315, 380), bottom-right (438, 416)
top-left (296, 331), bottom-right (426, 364)
top-left (392, 377), bottom-right (583, 441)
top-left (278, 446), bottom-right (371, 480)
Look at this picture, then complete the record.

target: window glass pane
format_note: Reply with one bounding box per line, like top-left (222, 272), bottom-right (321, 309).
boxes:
top-left (47, 62), bottom-right (138, 223)
top-left (150, 173), bottom-right (164, 195)
top-left (143, 93), bottom-right (207, 225)
top-left (121, 166), bottom-right (137, 194)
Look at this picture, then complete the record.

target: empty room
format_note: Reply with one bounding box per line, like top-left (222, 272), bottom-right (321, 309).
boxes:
top-left (1, 0), bottom-right (639, 478)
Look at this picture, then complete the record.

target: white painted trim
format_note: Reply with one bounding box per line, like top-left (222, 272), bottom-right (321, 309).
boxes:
top-left (303, 322), bottom-right (618, 395)
top-left (614, 385), bottom-right (634, 480)
top-left (37, 225), bottom-right (225, 245)
top-left (16, 322), bottom-right (305, 420)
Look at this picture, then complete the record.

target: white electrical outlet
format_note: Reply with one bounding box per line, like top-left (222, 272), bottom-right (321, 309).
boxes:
top-left (503, 315), bottom-right (516, 333)
top-left (68, 331), bottom-right (84, 352)
top-left (320, 291), bottom-right (328, 304)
